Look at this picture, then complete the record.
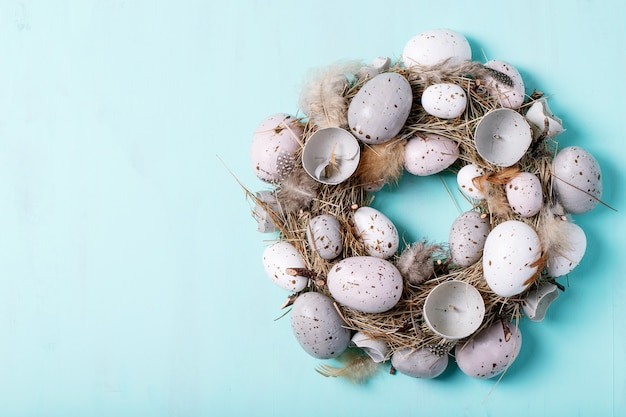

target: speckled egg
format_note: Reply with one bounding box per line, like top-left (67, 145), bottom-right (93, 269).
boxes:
top-left (449, 210), bottom-right (490, 267)
top-left (391, 347), bottom-right (449, 379)
top-left (546, 221), bottom-right (586, 277)
top-left (290, 292), bottom-right (351, 359)
top-left (506, 172), bottom-right (543, 217)
top-left (404, 133), bottom-right (460, 176)
top-left (347, 72), bottom-right (413, 144)
top-left (482, 220), bottom-right (542, 297)
top-left (483, 60), bottom-right (525, 109)
top-left (552, 146), bottom-right (603, 214)
top-left (455, 320), bottom-right (522, 379)
top-left (421, 83), bottom-right (467, 119)
top-left (250, 113), bottom-right (303, 182)
top-left (353, 206), bottom-right (399, 259)
top-left (456, 164), bottom-right (486, 200)
top-left (306, 214), bottom-right (343, 260)
top-left (327, 256), bottom-right (403, 313)
top-left (402, 28), bottom-right (472, 68)
top-left (262, 241), bottom-right (308, 292)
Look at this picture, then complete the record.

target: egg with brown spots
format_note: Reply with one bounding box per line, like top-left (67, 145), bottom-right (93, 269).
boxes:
top-left (404, 133), bottom-right (460, 176)
top-left (421, 83), bottom-right (467, 119)
top-left (353, 206), bottom-right (399, 259)
top-left (456, 164), bottom-right (486, 200)
top-left (506, 172), bottom-right (543, 217)
top-left (552, 146), bottom-right (603, 214)
top-left (449, 210), bottom-right (490, 267)
top-left (261, 241), bottom-right (308, 292)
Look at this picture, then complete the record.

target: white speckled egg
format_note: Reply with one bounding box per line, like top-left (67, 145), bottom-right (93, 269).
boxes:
top-left (290, 292), bottom-right (351, 359)
top-left (353, 206), bottom-right (399, 258)
top-left (347, 72), bottom-right (413, 144)
top-left (391, 347), bottom-right (448, 378)
top-left (506, 172), bottom-right (543, 217)
top-left (482, 220), bottom-right (542, 297)
top-left (546, 221), bottom-right (586, 277)
top-left (457, 164), bottom-right (486, 200)
top-left (250, 113), bottom-right (303, 182)
top-left (262, 241), bottom-right (308, 292)
top-left (306, 214), bottom-right (343, 260)
top-left (351, 331), bottom-right (390, 363)
top-left (421, 83), bottom-right (467, 119)
top-left (552, 146), bottom-right (603, 214)
top-left (327, 256), bottom-right (403, 313)
top-left (404, 134), bottom-right (460, 176)
top-left (483, 60), bottom-right (525, 109)
top-left (455, 320), bottom-right (522, 379)
top-left (449, 211), bottom-right (490, 267)
top-left (402, 28), bottom-right (471, 68)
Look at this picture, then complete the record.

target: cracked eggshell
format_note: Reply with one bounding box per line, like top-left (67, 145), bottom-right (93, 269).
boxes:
top-left (290, 292), bottom-right (351, 359)
top-left (351, 331), bottom-right (390, 363)
top-left (306, 214), bottom-right (343, 260)
top-left (404, 133), bottom-right (460, 176)
top-left (457, 164), bottom-right (486, 200)
top-left (402, 28), bottom-right (471, 68)
top-left (353, 206), bottom-right (399, 259)
top-left (525, 99), bottom-right (565, 139)
top-left (421, 83), bottom-right (467, 119)
top-left (347, 72), bottom-right (413, 144)
top-left (327, 256), bottom-right (403, 313)
top-left (455, 320), bottom-right (522, 379)
top-left (449, 210), bottom-right (490, 267)
top-left (250, 113), bottom-right (303, 182)
top-left (552, 146), bottom-right (603, 214)
top-left (252, 190), bottom-right (279, 233)
top-left (522, 283), bottom-right (560, 321)
top-left (262, 241), bottom-right (308, 292)
top-left (482, 220), bottom-right (542, 297)
top-left (483, 60), bottom-right (525, 109)
top-left (506, 172), bottom-right (543, 218)
top-left (546, 221), bottom-right (587, 277)
top-left (391, 347), bottom-right (449, 379)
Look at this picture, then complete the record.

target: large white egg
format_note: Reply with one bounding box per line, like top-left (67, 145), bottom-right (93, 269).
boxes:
top-left (483, 60), bottom-right (525, 109)
top-left (455, 320), bottom-right (522, 379)
top-left (347, 72), bottom-right (413, 144)
top-left (306, 214), bottom-right (343, 260)
top-left (262, 241), bottom-right (309, 292)
top-left (327, 256), bottom-right (403, 313)
top-left (506, 172), bottom-right (543, 217)
top-left (353, 206), bottom-right (399, 259)
top-left (250, 113), bottom-right (303, 182)
top-left (402, 28), bottom-right (471, 68)
top-left (457, 164), bottom-right (486, 200)
top-left (421, 83), bottom-right (467, 119)
top-left (449, 210), bottom-right (490, 267)
top-left (391, 347), bottom-right (448, 378)
top-left (552, 146), bottom-right (603, 214)
top-left (482, 220), bottom-right (542, 297)
top-left (546, 221), bottom-right (587, 277)
top-left (404, 133), bottom-right (459, 176)
top-left (290, 292), bottom-right (351, 359)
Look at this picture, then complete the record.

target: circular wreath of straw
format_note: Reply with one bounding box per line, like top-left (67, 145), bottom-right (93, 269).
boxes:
top-left (244, 56), bottom-right (602, 382)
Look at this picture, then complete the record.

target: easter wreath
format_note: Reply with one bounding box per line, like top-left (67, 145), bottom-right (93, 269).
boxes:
top-left (245, 29), bottom-right (606, 382)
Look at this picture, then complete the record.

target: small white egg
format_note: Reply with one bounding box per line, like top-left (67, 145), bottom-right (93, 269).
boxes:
top-left (353, 206), bottom-right (399, 259)
top-left (290, 292), bottom-right (351, 359)
top-left (348, 72), bottom-right (413, 144)
top-left (457, 164), bottom-right (486, 200)
top-left (455, 320), bottom-right (522, 379)
top-left (402, 28), bottom-right (471, 68)
top-left (391, 347), bottom-right (448, 378)
top-left (421, 83), bottom-right (467, 119)
top-left (449, 210), bottom-right (490, 267)
top-left (250, 113), bottom-right (303, 182)
top-left (262, 241), bottom-right (308, 292)
top-left (306, 214), bottom-right (343, 260)
top-left (483, 60), bottom-right (525, 109)
top-left (552, 146), bottom-right (603, 214)
top-left (482, 220), bottom-right (542, 297)
top-left (506, 172), bottom-right (543, 217)
top-left (404, 133), bottom-right (459, 176)
top-left (327, 256), bottom-right (403, 313)
top-left (546, 221), bottom-right (586, 277)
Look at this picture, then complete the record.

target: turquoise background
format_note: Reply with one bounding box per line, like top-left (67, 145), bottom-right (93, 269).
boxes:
top-left (1, 0), bottom-right (624, 415)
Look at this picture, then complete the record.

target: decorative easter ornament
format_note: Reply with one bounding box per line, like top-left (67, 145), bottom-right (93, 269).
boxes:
top-left (474, 108), bottom-right (532, 167)
top-left (301, 127), bottom-right (360, 185)
top-left (240, 28), bottom-right (608, 385)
